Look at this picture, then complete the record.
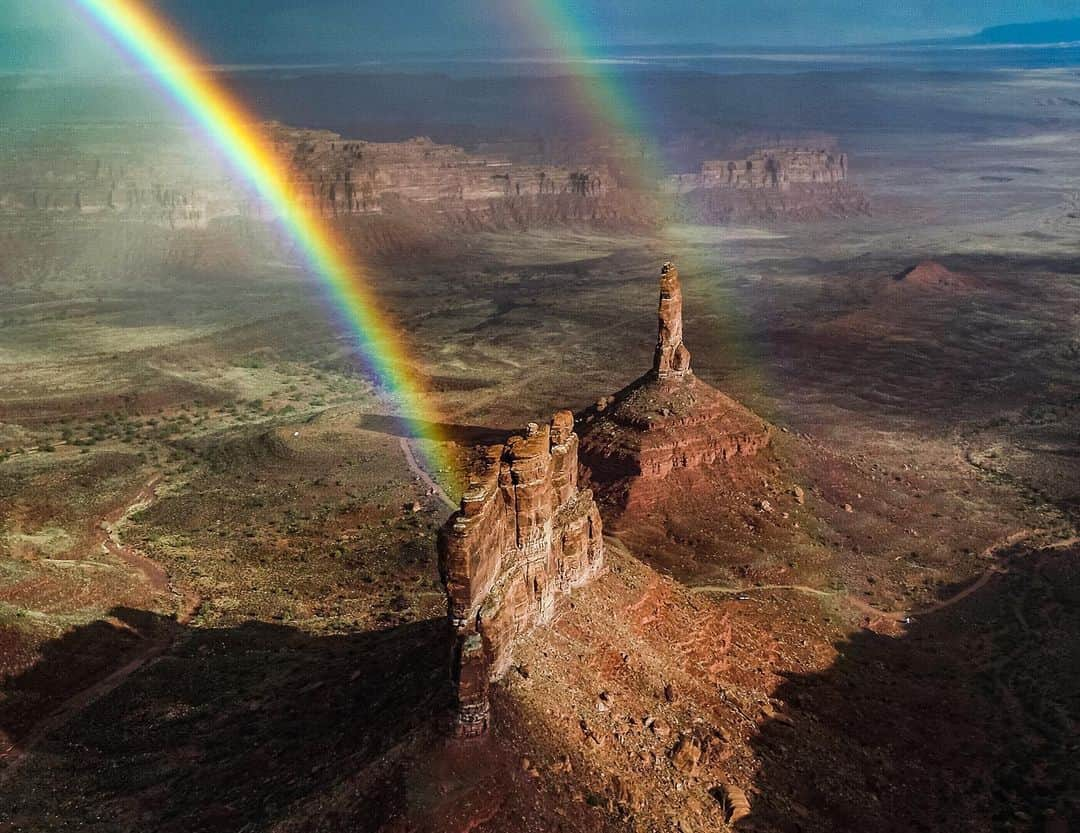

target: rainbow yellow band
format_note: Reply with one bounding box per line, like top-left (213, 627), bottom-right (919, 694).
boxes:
top-left (73, 0), bottom-right (456, 489)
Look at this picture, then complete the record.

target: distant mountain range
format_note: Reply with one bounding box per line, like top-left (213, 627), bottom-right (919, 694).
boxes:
top-left (446, 21), bottom-right (1080, 57)
top-left (956, 18), bottom-right (1080, 45)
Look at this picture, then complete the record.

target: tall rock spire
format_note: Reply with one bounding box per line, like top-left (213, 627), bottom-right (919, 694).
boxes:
top-left (653, 262), bottom-right (692, 378)
top-left (580, 260), bottom-right (769, 513)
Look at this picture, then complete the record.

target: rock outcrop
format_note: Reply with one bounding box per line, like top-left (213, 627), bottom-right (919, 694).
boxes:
top-left (654, 262), bottom-right (692, 378)
top-left (268, 123), bottom-right (612, 218)
top-left (890, 260), bottom-right (982, 294)
top-left (579, 263), bottom-right (770, 511)
top-left (0, 121), bottom-right (617, 231)
top-left (438, 411), bottom-right (604, 736)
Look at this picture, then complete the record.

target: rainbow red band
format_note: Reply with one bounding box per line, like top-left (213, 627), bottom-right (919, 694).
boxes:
top-left (73, 0), bottom-right (455, 488)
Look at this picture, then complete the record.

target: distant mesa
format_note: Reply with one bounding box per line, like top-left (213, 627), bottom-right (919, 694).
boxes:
top-left (668, 148), bottom-right (848, 192)
top-left (578, 262), bottom-right (770, 513)
top-left (962, 18), bottom-right (1080, 46)
top-left (891, 260), bottom-right (982, 293)
top-left (1, 120), bottom-right (622, 232)
top-left (667, 147), bottom-right (870, 223)
top-left (267, 123), bottom-right (613, 218)
top-left (3, 125), bottom-right (863, 234)
top-left (438, 411), bottom-right (604, 736)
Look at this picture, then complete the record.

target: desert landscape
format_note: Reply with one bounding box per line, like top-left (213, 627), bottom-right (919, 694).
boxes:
top-left (1, 8), bottom-right (1079, 832)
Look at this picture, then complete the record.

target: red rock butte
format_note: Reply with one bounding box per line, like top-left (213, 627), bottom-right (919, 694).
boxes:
top-left (579, 262), bottom-right (771, 511)
top-left (438, 411), bottom-right (604, 736)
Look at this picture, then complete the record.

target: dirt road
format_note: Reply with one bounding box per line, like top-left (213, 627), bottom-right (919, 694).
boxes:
top-left (0, 476), bottom-right (199, 783)
top-left (691, 528), bottom-right (1076, 625)
top-left (399, 437), bottom-right (456, 511)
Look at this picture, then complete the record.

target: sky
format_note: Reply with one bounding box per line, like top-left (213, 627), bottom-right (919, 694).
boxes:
top-left (4, 0), bottom-right (1080, 71)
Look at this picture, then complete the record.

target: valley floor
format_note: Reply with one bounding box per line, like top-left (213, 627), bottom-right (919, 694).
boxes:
top-left (2, 72), bottom-right (1080, 830)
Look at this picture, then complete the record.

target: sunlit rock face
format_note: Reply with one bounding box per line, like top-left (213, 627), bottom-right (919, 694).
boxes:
top-left (438, 411), bottom-right (604, 736)
top-left (653, 262), bottom-right (693, 379)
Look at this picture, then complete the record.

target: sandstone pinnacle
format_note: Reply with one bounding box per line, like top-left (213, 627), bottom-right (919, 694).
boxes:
top-left (653, 261), bottom-right (693, 378)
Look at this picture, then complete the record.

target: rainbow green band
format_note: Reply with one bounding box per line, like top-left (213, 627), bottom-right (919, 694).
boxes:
top-left (506, 2), bottom-right (666, 191)
top-left (73, 0), bottom-right (456, 490)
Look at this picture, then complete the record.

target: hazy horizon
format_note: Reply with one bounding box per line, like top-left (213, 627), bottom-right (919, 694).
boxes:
top-left (5, 1), bottom-right (1080, 73)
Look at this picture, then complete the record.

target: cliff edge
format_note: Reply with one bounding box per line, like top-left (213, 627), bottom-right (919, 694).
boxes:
top-left (438, 411), bottom-right (605, 736)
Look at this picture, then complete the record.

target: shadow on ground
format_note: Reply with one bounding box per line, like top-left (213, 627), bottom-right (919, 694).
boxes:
top-left (5, 545), bottom-right (1079, 833)
top-left (744, 543), bottom-right (1080, 833)
top-left (0, 608), bottom-right (172, 745)
top-left (0, 609), bottom-right (452, 833)
top-left (358, 413), bottom-right (513, 445)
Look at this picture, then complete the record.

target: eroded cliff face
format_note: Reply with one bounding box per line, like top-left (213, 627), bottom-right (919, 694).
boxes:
top-left (668, 148), bottom-right (848, 192)
top-left (0, 122), bottom-right (623, 232)
top-left (438, 410), bottom-right (604, 735)
top-left (579, 262), bottom-right (770, 511)
top-left (268, 123), bottom-right (613, 218)
top-left (666, 148), bottom-right (869, 223)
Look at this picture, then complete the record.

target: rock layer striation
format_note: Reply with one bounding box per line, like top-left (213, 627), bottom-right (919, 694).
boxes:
top-left (654, 262), bottom-right (692, 378)
top-left (438, 411), bottom-right (604, 735)
top-left (668, 148), bottom-right (848, 192)
top-left (580, 262), bottom-right (770, 510)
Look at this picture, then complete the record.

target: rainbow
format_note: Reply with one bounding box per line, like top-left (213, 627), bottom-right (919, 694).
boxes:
top-left (507, 3), bottom-right (765, 396)
top-left (72, 0), bottom-right (458, 491)
top-left (502, 2), bottom-right (668, 193)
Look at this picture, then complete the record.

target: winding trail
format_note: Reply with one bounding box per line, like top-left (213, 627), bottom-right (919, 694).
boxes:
top-left (691, 528), bottom-right (1077, 625)
top-left (399, 437), bottom-right (456, 511)
top-left (0, 476), bottom-right (200, 784)
top-left (100, 477), bottom-right (171, 594)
